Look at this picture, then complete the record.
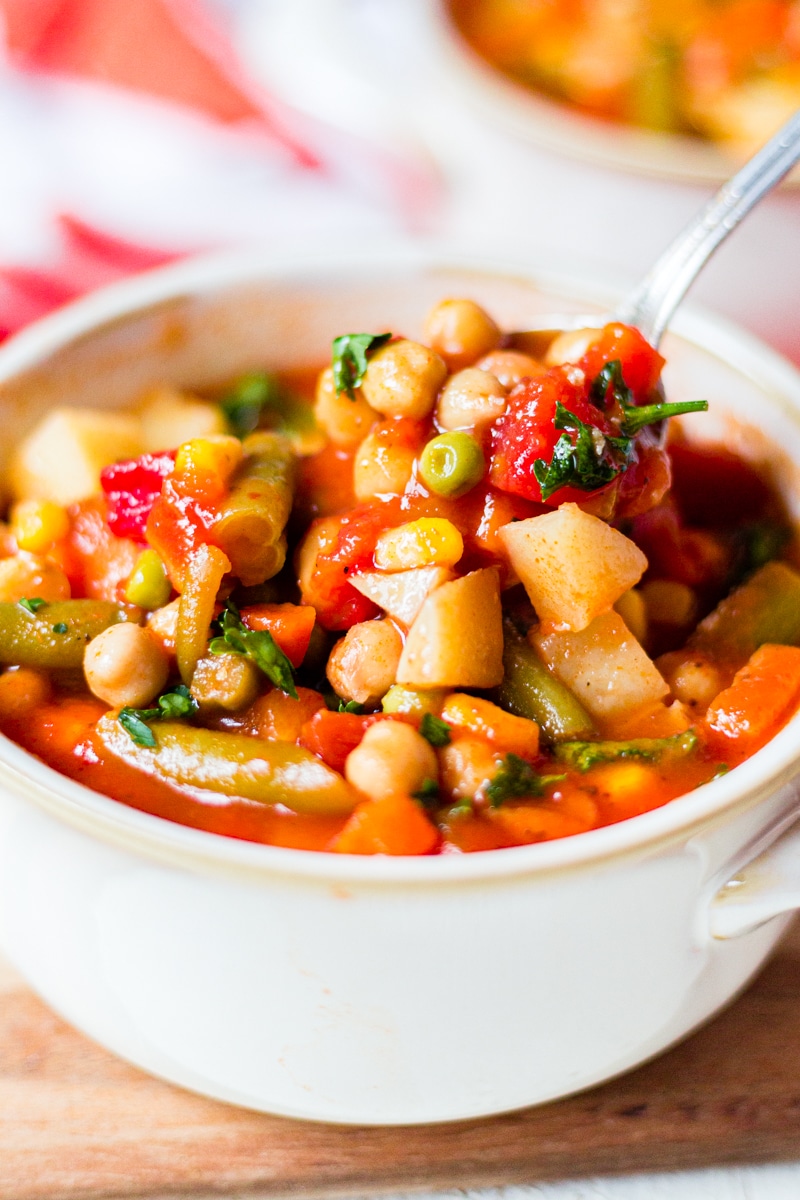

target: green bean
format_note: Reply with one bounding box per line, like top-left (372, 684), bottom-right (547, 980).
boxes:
top-left (418, 432), bottom-right (485, 498)
top-left (496, 620), bottom-right (596, 742)
top-left (686, 560), bottom-right (800, 668)
top-left (555, 729), bottom-right (698, 773)
top-left (0, 600), bottom-right (130, 669)
top-left (95, 715), bottom-right (357, 816)
top-left (213, 431), bottom-right (296, 587)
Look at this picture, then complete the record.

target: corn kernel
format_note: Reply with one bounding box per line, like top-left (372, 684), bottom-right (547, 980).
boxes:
top-left (374, 518), bottom-right (464, 571)
top-left (11, 499), bottom-right (69, 553)
top-left (174, 435), bottom-right (243, 482)
top-left (641, 580), bottom-right (697, 627)
top-left (614, 588), bottom-right (647, 644)
top-left (125, 549), bottom-right (172, 610)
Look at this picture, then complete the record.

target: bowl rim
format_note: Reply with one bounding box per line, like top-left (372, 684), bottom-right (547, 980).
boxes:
top-left (425, 0), bottom-right (800, 188)
top-left (2, 239), bottom-right (800, 886)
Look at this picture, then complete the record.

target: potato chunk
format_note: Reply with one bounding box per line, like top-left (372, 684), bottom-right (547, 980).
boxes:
top-left (11, 408), bottom-right (142, 504)
top-left (499, 503), bottom-right (647, 631)
top-left (397, 567), bottom-right (504, 688)
top-left (349, 566), bottom-right (454, 627)
top-left (139, 386), bottom-right (226, 452)
top-left (531, 611), bottom-right (669, 726)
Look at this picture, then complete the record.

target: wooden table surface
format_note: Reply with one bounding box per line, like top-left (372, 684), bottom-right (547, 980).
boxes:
top-left (3, 924), bottom-right (800, 1200)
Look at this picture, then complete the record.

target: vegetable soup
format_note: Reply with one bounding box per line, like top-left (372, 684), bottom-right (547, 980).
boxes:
top-left (0, 298), bottom-right (798, 855)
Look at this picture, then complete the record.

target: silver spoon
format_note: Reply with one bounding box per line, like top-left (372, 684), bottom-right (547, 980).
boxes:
top-left (534, 108), bottom-right (800, 348)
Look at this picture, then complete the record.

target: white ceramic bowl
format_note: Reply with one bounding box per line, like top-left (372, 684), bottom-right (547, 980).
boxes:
top-left (1, 245), bottom-right (800, 1126)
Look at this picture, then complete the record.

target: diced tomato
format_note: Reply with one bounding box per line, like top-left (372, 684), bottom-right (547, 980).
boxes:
top-left (614, 437), bottom-right (672, 520)
top-left (145, 467), bottom-right (224, 587)
top-left (241, 603), bottom-right (316, 667)
top-left (578, 323), bottom-right (665, 402)
top-left (100, 450), bottom-right (176, 540)
top-left (299, 710), bottom-right (376, 773)
top-left (61, 497), bottom-right (141, 602)
top-left (331, 793), bottom-right (440, 856)
top-left (632, 496), bottom-right (730, 587)
top-left (489, 367), bottom-right (616, 506)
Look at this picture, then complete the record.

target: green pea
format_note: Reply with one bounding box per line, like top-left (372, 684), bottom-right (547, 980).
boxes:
top-left (419, 432), bottom-right (485, 498)
top-left (125, 549), bottom-right (172, 610)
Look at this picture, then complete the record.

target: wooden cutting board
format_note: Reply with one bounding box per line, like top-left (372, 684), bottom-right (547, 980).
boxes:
top-left (4, 924), bottom-right (800, 1200)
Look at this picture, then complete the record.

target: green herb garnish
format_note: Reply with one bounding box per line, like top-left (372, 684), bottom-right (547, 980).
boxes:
top-left (220, 372), bottom-right (281, 439)
top-left (209, 601), bottom-right (298, 699)
top-left (118, 684), bottom-right (198, 747)
top-left (339, 699), bottom-right (363, 714)
top-left (486, 753), bottom-right (566, 807)
top-left (533, 401), bottom-right (632, 501)
top-left (554, 728), bottom-right (698, 773)
top-left (419, 712), bottom-right (452, 747)
top-left (590, 359), bottom-right (708, 435)
top-left (332, 332), bottom-right (391, 399)
top-left (18, 597), bottom-right (47, 614)
top-left (52, 622), bottom-right (68, 634)
top-left (413, 778), bottom-right (440, 806)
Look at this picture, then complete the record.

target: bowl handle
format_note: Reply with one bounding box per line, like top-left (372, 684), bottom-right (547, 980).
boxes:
top-left (710, 817), bottom-right (800, 938)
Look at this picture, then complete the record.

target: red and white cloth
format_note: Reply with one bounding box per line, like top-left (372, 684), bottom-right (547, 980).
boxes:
top-left (0, 0), bottom-right (425, 340)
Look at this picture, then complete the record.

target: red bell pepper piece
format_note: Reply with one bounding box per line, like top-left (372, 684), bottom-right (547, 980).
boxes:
top-left (100, 450), bottom-right (176, 540)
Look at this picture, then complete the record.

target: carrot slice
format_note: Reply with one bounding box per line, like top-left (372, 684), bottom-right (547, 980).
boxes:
top-left (704, 643), bottom-right (800, 760)
top-left (331, 794), bottom-right (439, 856)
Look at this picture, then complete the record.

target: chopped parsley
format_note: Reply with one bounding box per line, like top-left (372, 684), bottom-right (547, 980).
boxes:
top-left (220, 371), bottom-right (281, 439)
top-left (332, 332), bottom-right (391, 398)
top-left (339, 699), bottom-right (364, 714)
top-left (486, 754), bottom-right (566, 807)
top-left (554, 729), bottom-right (698, 773)
top-left (51, 622), bottom-right (68, 634)
top-left (590, 358), bottom-right (708, 435)
top-left (533, 401), bottom-right (632, 501)
top-left (209, 601), bottom-right (298, 699)
top-left (419, 712), bottom-right (452, 747)
top-left (413, 778), bottom-right (440, 806)
top-left (118, 684), bottom-right (198, 748)
top-left (18, 597), bottom-right (47, 614)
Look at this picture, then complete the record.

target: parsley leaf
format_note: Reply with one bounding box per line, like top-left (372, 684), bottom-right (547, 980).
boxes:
top-left (338, 699), bottom-right (364, 713)
top-left (413, 778), bottom-right (440, 806)
top-left (554, 729), bottom-right (697, 773)
top-left (332, 332), bottom-right (391, 398)
top-left (486, 754), bottom-right (565, 807)
top-left (621, 399), bottom-right (708, 436)
top-left (220, 372), bottom-right (281, 439)
top-left (18, 597), bottom-right (47, 614)
top-left (209, 602), bottom-right (298, 699)
top-left (533, 402), bottom-right (631, 501)
top-left (419, 712), bottom-right (452, 747)
top-left (118, 684), bottom-right (198, 747)
top-left (590, 358), bottom-right (634, 411)
top-left (590, 358), bottom-right (708, 435)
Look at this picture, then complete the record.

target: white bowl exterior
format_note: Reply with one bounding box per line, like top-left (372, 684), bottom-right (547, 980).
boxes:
top-left (0, 248), bottom-right (799, 1123)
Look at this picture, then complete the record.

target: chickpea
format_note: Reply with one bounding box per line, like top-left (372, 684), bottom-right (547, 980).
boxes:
top-left (326, 619), bottom-right (403, 707)
top-left (440, 736), bottom-right (501, 805)
top-left (314, 365), bottom-right (376, 448)
top-left (0, 666), bottom-right (51, 719)
top-left (544, 327), bottom-right (602, 367)
top-left (345, 719), bottom-right (437, 802)
top-left (0, 552), bottom-right (70, 603)
top-left (361, 339), bottom-right (447, 419)
top-left (476, 350), bottom-right (546, 389)
top-left (423, 299), bottom-right (501, 370)
top-left (353, 426), bottom-right (416, 502)
top-left (436, 367), bottom-right (507, 432)
top-left (658, 651), bottom-right (723, 711)
top-left (84, 623), bottom-right (170, 708)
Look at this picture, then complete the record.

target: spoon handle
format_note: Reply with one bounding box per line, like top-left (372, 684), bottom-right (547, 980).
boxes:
top-left (616, 110), bottom-right (800, 346)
